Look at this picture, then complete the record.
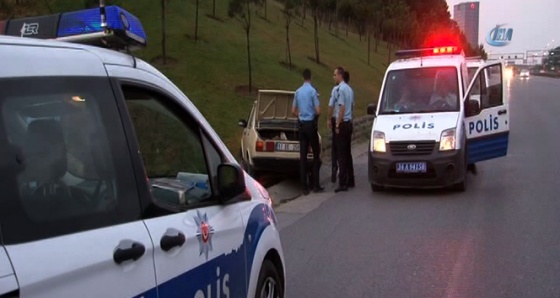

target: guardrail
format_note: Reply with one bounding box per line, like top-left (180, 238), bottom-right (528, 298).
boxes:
top-left (320, 115), bottom-right (375, 162)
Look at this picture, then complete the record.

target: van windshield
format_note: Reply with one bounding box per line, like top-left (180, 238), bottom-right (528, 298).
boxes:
top-left (379, 66), bottom-right (460, 115)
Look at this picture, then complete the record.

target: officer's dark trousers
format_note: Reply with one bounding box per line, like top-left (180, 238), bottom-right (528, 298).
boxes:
top-left (331, 117), bottom-right (338, 173)
top-left (299, 121), bottom-right (321, 191)
top-left (336, 121), bottom-right (355, 188)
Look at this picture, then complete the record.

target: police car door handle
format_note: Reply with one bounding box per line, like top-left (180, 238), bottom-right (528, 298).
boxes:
top-left (160, 232), bottom-right (186, 252)
top-left (113, 242), bottom-right (146, 265)
top-left (498, 109), bottom-right (507, 115)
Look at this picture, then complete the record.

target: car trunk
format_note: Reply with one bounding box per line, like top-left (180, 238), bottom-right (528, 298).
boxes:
top-left (255, 90), bottom-right (302, 153)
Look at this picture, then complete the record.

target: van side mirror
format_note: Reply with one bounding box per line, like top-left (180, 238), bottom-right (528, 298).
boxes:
top-left (466, 99), bottom-right (481, 117)
top-left (238, 119), bottom-right (248, 128)
top-left (217, 163), bottom-right (246, 203)
top-left (367, 104), bottom-right (377, 115)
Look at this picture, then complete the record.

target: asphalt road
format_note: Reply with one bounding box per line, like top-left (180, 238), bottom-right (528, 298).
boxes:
top-left (276, 75), bottom-right (560, 298)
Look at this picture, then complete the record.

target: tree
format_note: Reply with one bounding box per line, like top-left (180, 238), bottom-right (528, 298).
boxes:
top-left (161, 0), bottom-right (167, 65)
top-left (282, 0), bottom-right (301, 69)
top-left (229, 0), bottom-right (263, 92)
top-left (212, 0), bottom-right (216, 17)
top-left (194, 0), bottom-right (200, 41)
top-left (307, 0), bottom-right (321, 64)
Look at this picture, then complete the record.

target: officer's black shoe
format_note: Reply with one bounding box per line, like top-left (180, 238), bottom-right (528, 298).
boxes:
top-left (302, 189), bottom-right (310, 196)
top-left (467, 164), bottom-right (478, 176)
top-left (334, 187), bottom-right (348, 193)
top-left (348, 180), bottom-right (355, 188)
top-left (314, 186), bottom-right (325, 193)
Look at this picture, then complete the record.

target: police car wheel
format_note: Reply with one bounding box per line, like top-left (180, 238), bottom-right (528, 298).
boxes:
top-left (256, 260), bottom-right (283, 298)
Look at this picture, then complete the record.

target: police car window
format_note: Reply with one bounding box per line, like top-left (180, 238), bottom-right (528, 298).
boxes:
top-left (122, 87), bottom-right (214, 208)
top-left (482, 64), bottom-right (504, 109)
top-left (468, 67), bottom-right (481, 96)
top-left (380, 67), bottom-right (460, 114)
top-left (0, 77), bottom-right (141, 245)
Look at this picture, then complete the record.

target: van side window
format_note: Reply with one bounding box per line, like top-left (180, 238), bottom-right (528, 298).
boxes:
top-left (122, 86), bottom-right (219, 209)
top-left (0, 77), bottom-right (141, 245)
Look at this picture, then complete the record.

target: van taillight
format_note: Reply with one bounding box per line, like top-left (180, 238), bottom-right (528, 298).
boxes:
top-left (256, 140), bottom-right (275, 152)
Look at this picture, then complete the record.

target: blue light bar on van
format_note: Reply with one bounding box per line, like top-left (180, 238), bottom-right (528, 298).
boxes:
top-left (0, 6), bottom-right (147, 51)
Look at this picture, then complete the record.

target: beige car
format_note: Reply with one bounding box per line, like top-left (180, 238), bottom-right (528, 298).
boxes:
top-left (238, 90), bottom-right (322, 178)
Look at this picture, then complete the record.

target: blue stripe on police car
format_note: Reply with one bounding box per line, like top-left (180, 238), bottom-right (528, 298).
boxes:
top-left (133, 203), bottom-right (274, 298)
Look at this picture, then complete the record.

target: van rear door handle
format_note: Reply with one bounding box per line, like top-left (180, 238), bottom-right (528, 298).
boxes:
top-left (498, 109), bottom-right (507, 115)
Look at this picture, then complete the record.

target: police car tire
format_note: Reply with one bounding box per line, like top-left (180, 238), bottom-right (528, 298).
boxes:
top-left (255, 259), bottom-right (283, 298)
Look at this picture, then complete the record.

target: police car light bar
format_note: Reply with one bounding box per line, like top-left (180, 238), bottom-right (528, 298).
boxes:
top-left (395, 46), bottom-right (463, 58)
top-left (0, 6), bottom-right (147, 51)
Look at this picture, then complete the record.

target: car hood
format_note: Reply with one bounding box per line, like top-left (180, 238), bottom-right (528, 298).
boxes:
top-left (374, 112), bottom-right (460, 142)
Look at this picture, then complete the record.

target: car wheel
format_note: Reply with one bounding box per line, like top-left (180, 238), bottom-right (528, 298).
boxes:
top-left (452, 179), bottom-right (466, 192)
top-left (255, 260), bottom-right (283, 298)
top-left (240, 150), bottom-right (258, 179)
top-left (371, 183), bottom-right (384, 192)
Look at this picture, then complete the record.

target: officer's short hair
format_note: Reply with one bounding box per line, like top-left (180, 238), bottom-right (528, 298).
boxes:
top-left (343, 71), bottom-right (350, 83)
top-left (302, 69), bottom-right (312, 80)
top-left (335, 66), bottom-right (345, 76)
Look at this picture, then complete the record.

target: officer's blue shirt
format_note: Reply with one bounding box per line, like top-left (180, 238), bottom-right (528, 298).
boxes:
top-left (334, 82), bottom-right (354, 121)
top-left (328, 85), bottom-right (337, 108)
top-left (293, 82), bottom-right (320, 121)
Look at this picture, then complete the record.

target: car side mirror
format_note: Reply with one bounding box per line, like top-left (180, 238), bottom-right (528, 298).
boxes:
top-left (466, 99), bottom-right (481, 117)
top-left (217, 163), bottom-right (246, 203)
top-left (367, 104), bottom-right (377, 116)
top-left (238, 119), bottom-right (248, 128)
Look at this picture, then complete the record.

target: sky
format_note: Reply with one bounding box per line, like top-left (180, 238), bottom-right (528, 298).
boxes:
top-left (446, 0), bottom-right (560, 56)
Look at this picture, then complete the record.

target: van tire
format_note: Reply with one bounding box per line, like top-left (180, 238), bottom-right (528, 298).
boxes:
top-left (255, 260), bottom-right (283, 298)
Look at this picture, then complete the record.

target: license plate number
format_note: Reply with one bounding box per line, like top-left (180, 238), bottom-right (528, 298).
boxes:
top-left (396, 162), bottom-right (427, 173)
top-left (276, 143), bottom-right (299, 152)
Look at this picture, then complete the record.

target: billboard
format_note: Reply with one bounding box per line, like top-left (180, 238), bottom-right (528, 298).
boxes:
top-left (485, 24), bottom-right (514, 47)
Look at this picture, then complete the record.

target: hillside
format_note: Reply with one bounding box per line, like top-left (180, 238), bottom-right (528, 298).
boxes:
top-left (1, 0), bottom-right (394, 151)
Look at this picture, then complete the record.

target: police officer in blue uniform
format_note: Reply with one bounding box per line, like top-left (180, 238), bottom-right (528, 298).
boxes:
top-left (292, 69), bottom-right (323, 195)
top-left (333, 67), bottom-right (355, 192)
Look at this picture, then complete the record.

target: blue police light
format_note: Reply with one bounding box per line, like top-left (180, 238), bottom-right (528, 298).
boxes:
top-left (1, 6), bottom-right (147, 51)
top-left (57, 6), bottom-right (147, 50)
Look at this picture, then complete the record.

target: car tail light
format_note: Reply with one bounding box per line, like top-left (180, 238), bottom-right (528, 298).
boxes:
top-left (256, 140), bottom-right (264, 152)
top-left (266, 141), bottom-right (275, 152)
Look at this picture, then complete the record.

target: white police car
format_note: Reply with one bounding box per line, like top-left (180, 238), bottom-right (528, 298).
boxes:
top-left (0, 5), bottom-right (285, 298)
top-left (367, 46), bottom-right (510, 191)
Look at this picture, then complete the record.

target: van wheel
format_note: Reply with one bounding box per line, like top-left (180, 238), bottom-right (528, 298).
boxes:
top-left (255, 260), bottom-right (283, 298)
top-left (371, 183), bottom-right (384, 192)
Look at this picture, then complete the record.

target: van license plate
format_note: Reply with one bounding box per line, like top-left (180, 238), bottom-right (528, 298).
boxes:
top-left (396, 162), bottom-right (427, 173)
top-left (276, 143), bottom-right (300, 152)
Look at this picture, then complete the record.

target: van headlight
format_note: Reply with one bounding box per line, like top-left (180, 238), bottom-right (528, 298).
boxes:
top-left (439, 128), bottom-right (456, 151)
top-left (372, 131), bottom-right (386, 153)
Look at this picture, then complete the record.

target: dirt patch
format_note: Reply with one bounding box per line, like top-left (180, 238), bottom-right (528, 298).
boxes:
top-left (235, 85), bottom-right (260, 97)
top-left (151, 55), bottom-right (178, 67)
top-left (206, 14), bottom-right (224, 22)
top-left (279, 61), bottom-right (301, 73)
top-left (306, 56), bottom-right (329, 68)
top-left (184, 34), bottom-right (209, 43)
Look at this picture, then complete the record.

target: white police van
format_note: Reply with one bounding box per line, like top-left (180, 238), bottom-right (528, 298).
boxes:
top-left (0, 4), bottom-right (285, 298)
top-left (367, 46), bottom-right (509, 191)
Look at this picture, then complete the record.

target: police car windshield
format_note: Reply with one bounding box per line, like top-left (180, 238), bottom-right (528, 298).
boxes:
top-left (379, 67), bottom-right (460, 115)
